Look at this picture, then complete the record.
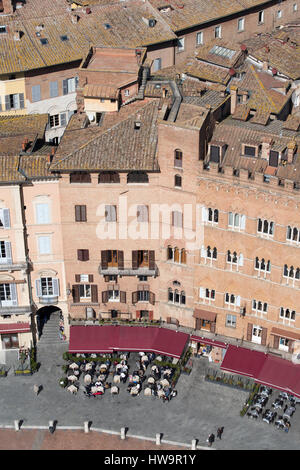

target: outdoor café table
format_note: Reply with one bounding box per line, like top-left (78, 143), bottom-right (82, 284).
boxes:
top-left (97, 374), bottom-right (106, 381)
top-left (148, 377), bottom-right (155, 384)
top-left (69, 362), bottom-right (79, 370)
top-left (84, 374), bottom-right (92, 385)
top-left (141, 355), bottom-right (149, 363)
top-left (248, 409), bottom-right (259, 419)
top-left (85, 363), bottom-right (93, 371)
top-left (130, 386), bottom-right (140, 395)
top-left (160, 379), bottom-right (169, 387)
top-left (283, 407), bottom-right (295, 418)
top-left (67, 385), bottom-right (78, 394)
top-left (111, 386), bottom-right (119, 394)
top-left (157, 389), bottom-right (165, 398)
top-left (132, 375), bottom-right (140, 383)
top-left (68, 375), bottom-right (77, 382)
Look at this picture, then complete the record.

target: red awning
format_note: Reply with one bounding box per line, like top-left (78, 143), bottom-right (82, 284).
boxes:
top-left (69, 325), bottom-right (189, 359)
top-left (0, 323), bottom-right (31, 334)
top-left (190, 334), bottom-right (227, 349)
top-left (193, 309), bottom-right (216, 322)
top-left (220, 344), bottom-right (267, 377)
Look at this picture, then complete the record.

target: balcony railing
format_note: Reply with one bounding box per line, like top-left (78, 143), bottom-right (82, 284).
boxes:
top-left (0, 262), bottom-right (27, 272)
top-left (38, 295), bottom-right (59, 305)
top-left (99, 263), bottom-right (158, 277)
top-left (0, 305), bottom-right (32, 315)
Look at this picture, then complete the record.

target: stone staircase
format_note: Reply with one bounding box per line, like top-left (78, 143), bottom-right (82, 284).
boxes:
top-left (121, 66), bottom-right (149, 106)
top-left (38, 312), bottom-right (66, 347)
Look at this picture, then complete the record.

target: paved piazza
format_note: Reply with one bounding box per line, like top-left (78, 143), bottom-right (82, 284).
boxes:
top-left (0, 342), bottom-right (299, 450)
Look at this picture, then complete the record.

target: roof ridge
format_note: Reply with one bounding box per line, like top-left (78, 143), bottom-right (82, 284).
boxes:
top-left (250, 64), bottom-right (277, 111)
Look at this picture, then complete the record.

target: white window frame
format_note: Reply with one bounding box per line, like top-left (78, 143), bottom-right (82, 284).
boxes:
top-left (286, 226), bottom-right (300, 245)
top-left (255, 257), bottom-right (271, 276)
top-left (228, 212), bottom-right (246, 231)
top-left (79, 284), bottom-right (91, 300)
top-left (279, 307), bottom-right (296, 326)
top-left (293, 3), bottom-right (298, 12)
top-left (225, 314), bottom-right (236, 328)
top-left (252, 325), bottom-right (262, 344)
top-left (252, 299), bottom-right (268, 317)
top-left (214, 25), bottom-right (222, 38)
top-left (105, 205), bottom-right (117, 222)
top-left (38, 277), bottom-right (59, 297)
top-left (258, 10), bottom-right (264, 24)
top-left (108, 289), bottom-right (120, 302)
top-left (0, 208), bottom-right (10, 229)
top-left (0, 241), bottom-right (12, 264)
top-left (277, 9), bottom-right (282, 18)
top-left (257, 218), bottom-right (274, 238)
top-left (225, 292), bottom-right (241, 310)
top-left (0, 283), bottom-right (17, 307)
top-left (196, 31), bottom-right (203, 45)
top-left (237, 18), bottom-right (245, 31)
top-left (169, 288), bottom-right (185, 305)
top-left (177, 37), bottom-right (185, 52)
top-left (279, 337), bottom-right (289, 352)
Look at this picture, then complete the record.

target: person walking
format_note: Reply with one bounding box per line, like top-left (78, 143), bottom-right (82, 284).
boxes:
top-left (217, 427), bottom-right (224, 440)
top-left (207, 433), bottom-right (215, 447)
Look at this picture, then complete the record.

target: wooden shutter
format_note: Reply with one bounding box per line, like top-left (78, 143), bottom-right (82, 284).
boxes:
top-left (91, 285), bottom-right (98, 303)
top-left (261, 327), bottom-right (267, 346)
top-left (120, 291), bottom-right (126, 303)
top-left (210, 321), bottom-right (216, 333)
top-left (246, 323), bottom-right (253, 341)
top-left (62, 79), bottom-right (68, 95)
top-left (136, 310), bottom-right (141, 319)
top-left (101, 250), bottom-right (108, 269)
top-left (149, 250), bottom-right (155, 270)
top-left (77, 249), bottom-right (83, 261)
top-left (82, 250), bottom-right (89, 261)
top-left (75, 274), bottom-right (81, 282)
top-left (60, 112), bottom-right (67, 127)
top-left (88, 274), bottom-right (94, 282)
top-left (102, 290), bottom-right (108, 303)
top-left (118, 251), bottom-right (124, 270)
top-left (288, 340), bottom-right (294, 354)
top-left (149, 291), bottom-right (155, 305)
top-left (75, 205), bottom-right (81, 222)
top-left (132, 291), bottom-right (138, 304)
top-left (72, 285), bottom-right (80, 303)
top-left (132, 251), bottom-right (138, 269)
top-left (149, 311), bottom-right (153, 321)
top-left (273, 335), bottom-right (279, 349)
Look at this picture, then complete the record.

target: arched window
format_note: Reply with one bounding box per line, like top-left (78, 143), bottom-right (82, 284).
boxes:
top-left (174, 247), bottom-right (180, 263)
top-left (181, 248), bottom-right (187, 264)
top-left (98, 171), bottom-right (120, 184)
top-left (174, 149), bottom-right (183, 168)
top-left (168, 288), bottom-right (173, 302)
top-left (167, 246), bottom-right (173, 260)
top-left (181, 291), bottom-right (186, 304)
top-left (174, 174), bottom-right (182, 188)
top-left (127, 171), bottom-right (149, 184)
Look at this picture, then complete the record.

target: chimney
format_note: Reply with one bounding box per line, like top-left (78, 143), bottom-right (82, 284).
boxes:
top-left (2, 0), bottom-right (13, 14)
top-left (287, 141), bottom-right (297, 163)
top-left (14, 30), bottom-right (22, 41)
top-left (230, 85), bottom-right (238, 114)
top-left (261, 136), bottom-right (273, 160)
top-left (21, 138), bottom-right (29, 153)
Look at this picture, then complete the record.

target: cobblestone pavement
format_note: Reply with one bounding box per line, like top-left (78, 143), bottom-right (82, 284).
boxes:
top-left (0, 342), bottom-right (299, 450)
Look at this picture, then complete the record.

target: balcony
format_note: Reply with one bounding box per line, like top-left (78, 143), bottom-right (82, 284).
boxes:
top-left (99, 264), bottom-right (158, 277)
top-left (38, 295), bottom-right (59, 305)
top-left (0, 305), bottom-right (32, 315)
top-left (0, 261), bottom-right (27, 272)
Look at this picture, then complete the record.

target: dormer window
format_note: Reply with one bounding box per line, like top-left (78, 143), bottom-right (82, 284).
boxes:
top-left (269, 150), bottom-right (279, 167)
top-left (243, 145), bottom-right (256, 157)
top-left (210, 145), bottom-right (220, 163)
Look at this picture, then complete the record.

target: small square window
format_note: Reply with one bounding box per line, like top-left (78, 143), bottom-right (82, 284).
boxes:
top-left (196, 32), bottom-right (203, 45)
top-left (238, 18), bottom-right (244, 31)
top-left (215, 26), bottom-right (221, 38)
top-left (0, 26), bottom-right (7, 34)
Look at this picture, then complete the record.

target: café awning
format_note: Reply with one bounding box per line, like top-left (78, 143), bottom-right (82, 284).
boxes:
top-left (220, 344), bottom-right (267, 378)
top-left (271, 327), bottom-right (300, 342)
top-left (190, 334), bottom-right (227, 349)
top-left (193, 309), bottom-right (216, 322)
top-left (0, 323), bottom-right (31, 334)
top-left (69, 325), bottom-right (189, 359)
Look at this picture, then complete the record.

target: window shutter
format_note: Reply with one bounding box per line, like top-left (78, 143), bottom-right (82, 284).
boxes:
top-left (202, 206), bottom-right (208, 223)
top-left (2, 209), bottom-right (10, 228)
top-left (19, 93), bottom-right (24, 109)
top-left (35, 279), bottom-right (42, 297)
top-left (72, 285), bottom-right (80, 303)
top-left (136, 310), bottom-right (141, 319)
top-left (88, 274), bottom-right (94, 282)
top-left (10, 283), bottom-right (18, 305)
top-left (247, 323), bottom-right (253, 341)
top-left (60, 113), bottom-right (67, 127)
top-left (149, 250), bottom-right (155, 270)
top-left (132, 251), bottom-right (138, 269)
top-left (52, 278), bottom-right (59, 296)
top-left (273, 335), bottom-right (279, 349)
top-left (32, 85), bottom-right (41, 102)
top-left (200, 245), bottom-right (206, 258)
top-left (236, 295), bottom-right (241, 307)
top-left (77, 249), bottom-right (83, 261)
top-left (238, 253), bottom-right (244, 266)
top-left (102, 290), bottom-right (108, 303)
top-left (210, 322), bottom-right (216, 333)
top-left (241, 214), bottom-right (246, 230)
top-left (4, 241), bottom-right (12, 263)
top-left (120, 291), bottom-right (126, 303)
top-left (149, 311), bottom-right (154, 321)
top-left (75, 205), bottom-right (81, 222)
top-left (91, 285), bottom-right (98, 303)
top-left (75, 274), bottom-right (80, 282)
top-left (199, 287), bottom-right (205, 299)
top-left (5, 95), bottom-right (10, 111)
top-left (81, 205), bottom-right (87, 222)
top-left (118, 250), bottom-right (124, 270)
top-left (36, 203), bottom-right (49, 224)
top-left (149, 291), bottom-right (155, 305)
top-left (83, 249), bottom-right (89, 261)
top-left (261, 327), bottom-right (267, 346)
top-left (62, 79), bottom-right (68, 95)
top-left (50, 81), bottom-right (58, 98)
top-left (101, 250), bottom-right (108, 269)
top-left (132, 291), bottom-right (138, 304)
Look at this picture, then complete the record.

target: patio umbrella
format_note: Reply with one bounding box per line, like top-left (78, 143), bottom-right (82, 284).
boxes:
top-left (68, 375), bottom-right (77, 382)
top-left (69, 362), bottom-right (79, 369)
